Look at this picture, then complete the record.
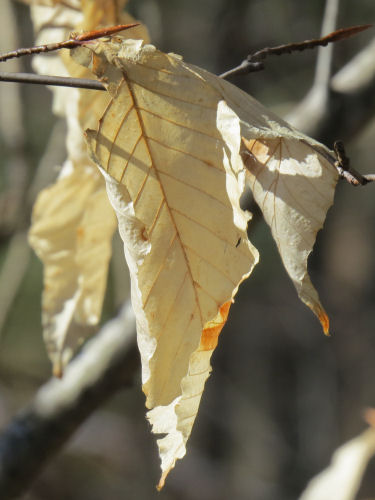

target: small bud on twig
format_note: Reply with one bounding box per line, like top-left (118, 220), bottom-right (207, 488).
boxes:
top-left (0, 23), bottom-right (139, 63)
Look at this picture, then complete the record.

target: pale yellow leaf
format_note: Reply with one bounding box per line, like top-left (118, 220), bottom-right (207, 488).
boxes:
top-left (74, 38), bottom-right (259, 484)
top-left (182, 62), bottom-right (338, 331)
top-left (28, 1), bottom-right (149, 372)
top-left (29, 164), bottom-right (116, 376)
top-left (189, 61), bottom-right (338, 332)
top-left (242, 137), bottom-right (337, 333)
top-left (29, 1), bottom-right (113, 374)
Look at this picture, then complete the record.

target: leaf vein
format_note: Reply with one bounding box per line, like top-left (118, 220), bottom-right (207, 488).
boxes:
top-left (183, 242), bottom-right (238, 287)
top-left (119, 134), bottom-right (143, 183)
top-left (158, 169), bottom-right (230, 209)
top-left (170, 207), bottom-right (235, 249)
top-left (95, 79), bottom-right (126, 155)
top-left (282, 139), bottom-right (329, 200)
top-left (147, 136), bottom-right (224, 172)
top-left (142, 232), bottom-right (177, 308)
top-left (148, 199), bottom-right (165, 238)
top-left (106, 103), bottom-right (135, 174)
top-left (138, 105), bottom-right (221, 141)
top-left (155, 271), bottom-right (190, 341)
top-left (126, 76), bottom-right (204, 324)
top-left (127, 73), bottom-right (217, 110)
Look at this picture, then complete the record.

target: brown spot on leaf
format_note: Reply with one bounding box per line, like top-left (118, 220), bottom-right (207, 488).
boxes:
top-left (92, 53), bottom-right (105, 79)
top-left (242, 137), bottom-right (272, 163)
top-left (199, 301), bottom-right (231, 351)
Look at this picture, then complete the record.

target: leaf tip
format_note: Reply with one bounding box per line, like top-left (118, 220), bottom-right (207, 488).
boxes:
top-left (157, 471), bottom-right (167, 491)
top-left (317, 307), bottom-right (330, 336)
top-left (306, 298), bottom-right (330, 335)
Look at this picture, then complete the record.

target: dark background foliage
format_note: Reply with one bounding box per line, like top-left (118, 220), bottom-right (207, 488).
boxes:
top-left (0, 1), bottom-right (374, 499)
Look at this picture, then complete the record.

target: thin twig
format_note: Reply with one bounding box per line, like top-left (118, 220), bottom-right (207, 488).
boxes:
top-left (334, 140), bottom-right (375, 185)
top-left (220, 24), bottom-right (372, 79)
top-left (0, 23), bottom-right (139, 63)
top-left (0, 71), bottom-right (105, 90)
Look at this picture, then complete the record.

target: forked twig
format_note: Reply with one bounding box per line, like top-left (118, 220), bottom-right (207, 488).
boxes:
top-left (220, 24), bottom-right (372, 79)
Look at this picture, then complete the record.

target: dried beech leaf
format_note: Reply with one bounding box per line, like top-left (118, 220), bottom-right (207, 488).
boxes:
top-left (75, 38), bottom-right (259, 485)
top-left (299, 427), bottom-right (375, 500)
top-left (242, 137), bottom-right (337, 333)
top-left (204, 68), bottom-right (337, 334)
top-left (29, 165), bottom-right (115, 375)
top-left (28, 1), bottom-right (148, 373)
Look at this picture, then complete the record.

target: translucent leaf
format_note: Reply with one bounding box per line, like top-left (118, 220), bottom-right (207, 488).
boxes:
top-left (76, 39), bottom-right (259, 485)
top-left (242, 137), bottom-right (337, 333)
top-left (29, 165), bottom-right (115, 375)
top-left (28, 1), bottom-right (148, 373)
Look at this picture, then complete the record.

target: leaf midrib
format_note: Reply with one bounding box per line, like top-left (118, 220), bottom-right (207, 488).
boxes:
top-left (124, 73), bottom-right (204, 326)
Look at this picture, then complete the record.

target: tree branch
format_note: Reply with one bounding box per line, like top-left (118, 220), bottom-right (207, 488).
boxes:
top-left (0, 302), bottom-right (139, 500)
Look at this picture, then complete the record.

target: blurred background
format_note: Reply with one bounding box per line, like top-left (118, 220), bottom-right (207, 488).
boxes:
top-left (0, 0), bottom-right (374, 499)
